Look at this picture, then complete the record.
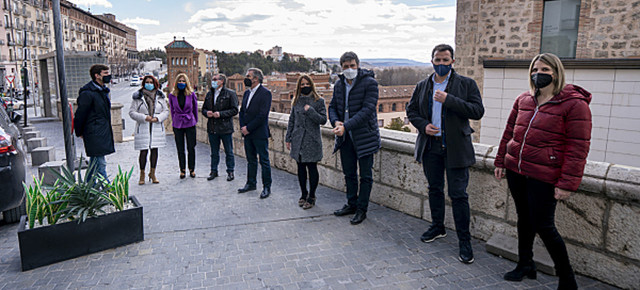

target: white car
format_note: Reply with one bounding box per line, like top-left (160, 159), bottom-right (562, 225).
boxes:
top-left (130, 78), bottom-right (141, 87)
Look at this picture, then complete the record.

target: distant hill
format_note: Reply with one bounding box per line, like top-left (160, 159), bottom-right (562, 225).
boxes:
top-left (324, 58), bottom-right (429, 68)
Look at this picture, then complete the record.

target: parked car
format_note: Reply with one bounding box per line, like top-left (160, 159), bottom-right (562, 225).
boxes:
top-left (0, 104), bottom-right (26, 223)
top-left (130, 78), bottom-right (141, 87)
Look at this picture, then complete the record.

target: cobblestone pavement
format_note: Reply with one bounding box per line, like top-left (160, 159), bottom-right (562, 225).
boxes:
top-left (0, 121), bottom-right (615, 289)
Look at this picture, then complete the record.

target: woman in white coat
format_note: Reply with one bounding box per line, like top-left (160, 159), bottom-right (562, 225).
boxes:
top-left (129, 75), bottom-right (169, 184)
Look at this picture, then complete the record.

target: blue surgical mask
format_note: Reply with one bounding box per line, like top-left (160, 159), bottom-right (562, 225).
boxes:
top-left (144, 83), bottom-right (155, 91)
top-left (433, 64), bottom-right (452, 77)
top-left (211, 81), bottom-right (219, 89)
top-left (177, 83), bottom-right (186, 90)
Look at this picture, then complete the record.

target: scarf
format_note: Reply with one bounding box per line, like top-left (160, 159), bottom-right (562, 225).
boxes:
top-left (143, 89), bottom-right (157, 115)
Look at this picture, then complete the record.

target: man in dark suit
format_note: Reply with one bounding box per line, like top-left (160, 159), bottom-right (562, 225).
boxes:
top-left (406, 44), bottom-right (484, 264)
top-left (74, 64), bottom-right (115, 181)
top-left (238, 68), bottom-right (273, 198)
top-left (329, 51), bottom-right (381, 225)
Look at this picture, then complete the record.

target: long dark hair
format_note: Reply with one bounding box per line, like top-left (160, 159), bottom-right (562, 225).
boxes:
top-left (292, 74), bottom-right (320, 106)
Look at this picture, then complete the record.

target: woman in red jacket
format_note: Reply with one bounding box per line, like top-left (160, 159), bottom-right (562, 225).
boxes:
top-left (494, 53), bottom-right (591, 290)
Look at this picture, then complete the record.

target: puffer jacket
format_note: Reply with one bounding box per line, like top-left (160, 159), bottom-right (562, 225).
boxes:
top-left (328, 68), bottom-right (381, 158)
top-left (74, 81), bottom-right (115, 157)
top-left (495, 84), bottom-right (592, 192)
top-left (129, 89), bottom-right (170, 150)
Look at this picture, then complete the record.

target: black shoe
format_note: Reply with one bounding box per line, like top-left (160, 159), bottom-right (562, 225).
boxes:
top-left (557, 269), bottom-right (577, 290)
top-left (420, 226), bottom-right (447, 243)
top-left (238, 184), bottom-right (256, 193)
top-left (458, 240), bottom-right (474, 264)
top-left (350, 209), bottom-right (366, 225)
top-left (259, 187), bottom-right (271, 199)
top-left (333, 204), bottom-right (356, 216)
top-left (504, 260), bottom-right (537, 281)
top-left (226, 172), bottom-right (234, 181)
top-left (207, 172), bottom-right (218, 181)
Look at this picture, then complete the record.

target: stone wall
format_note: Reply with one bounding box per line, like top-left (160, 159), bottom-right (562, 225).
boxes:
top-left (194, 110), bottom-right (639, 289)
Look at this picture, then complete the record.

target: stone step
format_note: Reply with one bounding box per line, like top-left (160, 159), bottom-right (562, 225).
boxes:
top-left (485, 233), bottom-right (556, 276)
top-left (38, 160), bottom-right (66, 186)
top-left (31, 146), bottom-right (56, 167)
top-left (23, 131), bottom-right (40, 141)
top-left (26, 137), bottom-right (47, 153)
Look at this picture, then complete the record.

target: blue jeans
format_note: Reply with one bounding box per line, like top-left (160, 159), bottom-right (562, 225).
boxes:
top-left (208, 133), bottom-right (234, 173)
top-left (340, 135), bottom-right (374, 212)
top-left (89, 155), bottom-right (108, 183)
top-left (422, 138), bottom-right (470, 242)
top-left (244, 137), bottom-right (271, 188)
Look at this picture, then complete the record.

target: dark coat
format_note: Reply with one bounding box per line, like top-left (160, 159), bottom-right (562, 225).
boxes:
top-left (406, 70), bottom-right (484, 168)
top-left (201, 87), bottom-right (239, 135)
top-left (285, 95), bottom-right (327, 163)
top-left (239, 84), bottom-right (272, 139)
top-left (74, 81), bottom-right (115, 157)
top-left (495, 85), bottom-right (592, 191)
top-left (328, 68), bottom-right (381, 158)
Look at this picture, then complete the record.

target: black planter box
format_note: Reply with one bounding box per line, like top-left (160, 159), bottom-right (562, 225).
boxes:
top-left (17, 196), bottom-right (144, 271)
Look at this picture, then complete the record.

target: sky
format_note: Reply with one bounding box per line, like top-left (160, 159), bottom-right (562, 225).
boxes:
top-left (67, 0), bottom-right (457, 62)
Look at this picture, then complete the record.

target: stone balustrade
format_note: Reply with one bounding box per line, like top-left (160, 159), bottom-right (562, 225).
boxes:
top-left (188, 106), bottom-right (639, 289)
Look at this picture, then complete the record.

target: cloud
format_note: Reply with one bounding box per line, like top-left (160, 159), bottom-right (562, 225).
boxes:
top-left (138, 0), bottom-right (456, 62)
top-left (122, 17), bottom-right (160, 26)
top-left (67, 0), bottom-right (112, 8)
top-left (184, 2), bottom-right (194, 13)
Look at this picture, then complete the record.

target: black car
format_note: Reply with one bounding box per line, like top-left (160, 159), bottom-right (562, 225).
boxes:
top-left (0, 103), bottom-right (26, 223)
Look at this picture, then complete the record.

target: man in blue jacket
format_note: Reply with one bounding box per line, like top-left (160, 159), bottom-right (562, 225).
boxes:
top-left (329, 52), bottom-right (381, 225)
top-left (406, 44), bottom-right (485, 264)
top-left (74, 64), bottom-right (115, 181)
top-left (238, 68), bottom-right (273, 199)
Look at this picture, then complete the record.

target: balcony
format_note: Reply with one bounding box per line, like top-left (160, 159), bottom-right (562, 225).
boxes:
top-left (28, 40), bottom-right (34, 46)
top-left (8, 41), bottom-right (15, 46)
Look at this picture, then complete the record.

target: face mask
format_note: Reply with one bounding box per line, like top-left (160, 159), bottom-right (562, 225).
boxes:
top-left (300, 87), bottom-right (312, 95)
top-left (433, 64), bottom-right (452, 77)
top-left (343, 68), bottom-right (357, 80)
top-left (144, 83), bottom-right (155, 91)
top-left (243, 78), bottom-right (253, 87)
top-left (102, 74), bottom-right (112, 84)
top-left (211, 81), bottom-right (219, 89)
top-left (531, 73), bottom-right (553, 89)
top-left (177, 83), bottom-right (186, 90)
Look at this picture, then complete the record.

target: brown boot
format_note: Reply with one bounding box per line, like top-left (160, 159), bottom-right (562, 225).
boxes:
top-left (149, 168), bottom-right (159, 184)
top-left (139, 170), bottom-right (145, 185)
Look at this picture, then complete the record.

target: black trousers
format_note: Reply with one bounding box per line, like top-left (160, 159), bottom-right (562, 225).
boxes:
top-left (297, 162), bottom-right (319, 199)
top-left (506, 170), bottom-right (573, 276)
top-left (340, 135), bottom-right (374, 212)
top-left (173, 126), bottom-right (196, 171)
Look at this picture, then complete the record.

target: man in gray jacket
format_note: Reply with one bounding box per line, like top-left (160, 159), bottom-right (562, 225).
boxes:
top-left (202, 73), bottom-right (239, 181)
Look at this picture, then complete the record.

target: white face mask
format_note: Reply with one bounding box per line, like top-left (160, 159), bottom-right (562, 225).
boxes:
top-left (343, 68), bottom-right (357, 80)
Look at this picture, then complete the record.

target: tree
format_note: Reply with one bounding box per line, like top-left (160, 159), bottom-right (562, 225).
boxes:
top-left (384, 117), bottom-right (411, 132)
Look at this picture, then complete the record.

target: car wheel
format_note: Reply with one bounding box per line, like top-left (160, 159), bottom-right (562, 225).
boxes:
top-left (2, 198), bottom-right (26, 224)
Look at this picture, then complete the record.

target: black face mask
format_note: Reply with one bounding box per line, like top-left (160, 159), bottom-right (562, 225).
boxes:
top-left (243, 78), bottom-right (253, 87)
top-left (300, 87), bottom-right (312, 95)
top-left (531, 73), bottom-right (553, 89)
top-left (102, 75), bottom-right (112, 84)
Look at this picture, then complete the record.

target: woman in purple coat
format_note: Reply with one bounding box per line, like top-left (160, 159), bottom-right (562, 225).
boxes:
top-left (168, 73), bottom-right (198, 179)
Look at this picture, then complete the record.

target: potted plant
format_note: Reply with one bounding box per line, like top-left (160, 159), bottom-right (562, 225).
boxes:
top-left (17, 161), bottom-right (143, 271)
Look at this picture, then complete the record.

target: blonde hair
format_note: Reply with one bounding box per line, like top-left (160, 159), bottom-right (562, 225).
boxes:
top-left (171, 73), bottom-right (194, 96)
top-left (291, 74), bottom-right (320, 106)
top-left (528, 53), bottom-right (566, 96)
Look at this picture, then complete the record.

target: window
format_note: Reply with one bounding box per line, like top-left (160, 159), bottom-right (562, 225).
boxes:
top-left (377, 119), bottom-right (384, 127)
top-left (378, 104), bottom-right (383, 112)
top-left (541, 0), bottom-right (580, 58)
top-left (392, 103), bottom-right (397, 112)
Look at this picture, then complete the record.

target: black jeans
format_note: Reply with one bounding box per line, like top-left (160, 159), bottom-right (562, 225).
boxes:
top-left (244, 137), bottom-right (272, 188)
top-left (208, 133), bottom-right (234, 173)
top-left (506, 170), bottom-right (574, 276)
top-left (340, 135), bottom-right (374, 212)
top-left (297, 162), bottom-right (319, 199)
top-left (422, 138), bottom-right (471, 242)
top-left (173, 126), bottom-right (196, 171)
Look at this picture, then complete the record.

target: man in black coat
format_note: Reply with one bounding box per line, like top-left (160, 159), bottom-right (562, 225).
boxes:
top-left (74, 64), bottom-right (115, 181)
top-left (202, 73), bottom-right (239, 182)
top-left (238, 68), bottom-right (273, 199)
top-left (407, 44), bottom-right (484, 264)
top-left (329, 51), bottom-right (381, 225)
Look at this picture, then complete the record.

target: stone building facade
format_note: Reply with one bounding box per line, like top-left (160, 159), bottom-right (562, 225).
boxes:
top-left (456, 0), bottom-right (640, 167)
top-left (95, 13), bottom-right (138, 76)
